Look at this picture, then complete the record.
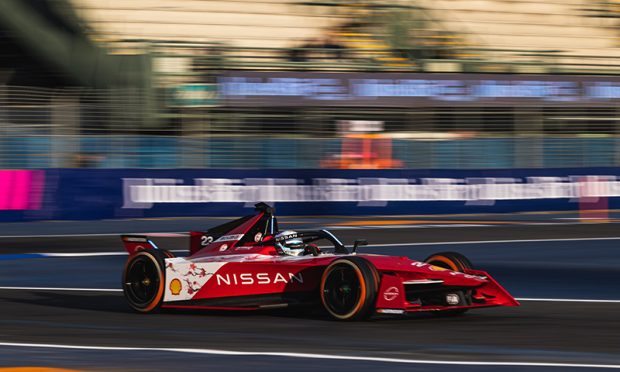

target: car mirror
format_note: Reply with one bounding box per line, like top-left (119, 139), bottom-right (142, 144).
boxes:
top-left (352, 239), bottom-right (368, 253)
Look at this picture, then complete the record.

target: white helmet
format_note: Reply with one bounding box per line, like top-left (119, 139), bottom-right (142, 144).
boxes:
top-left (275, 230), bottom-right (305, 256)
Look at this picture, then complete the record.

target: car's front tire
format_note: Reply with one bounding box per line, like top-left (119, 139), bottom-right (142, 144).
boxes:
top-left (320, 257), bottom-right (378, 321)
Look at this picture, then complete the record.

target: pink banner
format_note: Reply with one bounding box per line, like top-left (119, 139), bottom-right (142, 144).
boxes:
top-left (0, 170), bottom-right (45, 210)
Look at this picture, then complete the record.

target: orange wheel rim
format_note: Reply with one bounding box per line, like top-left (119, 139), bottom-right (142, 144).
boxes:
top-left (320, 260), bottom-right (367, 319)
top-left (124, 252), bottom-right (165, 312)
top-left (427, 255), bottom-right (460, 271)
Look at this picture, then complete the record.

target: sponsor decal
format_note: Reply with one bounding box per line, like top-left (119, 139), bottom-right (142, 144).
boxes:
top-left (215, 272), bottom-right (304, 286)
top-left (219, 244), bottom-right (229, 252)
top-left (216, 234), bottom-right (245, 242)
top-left (377, 309), bottom-right (405, 314)
top-left (169, 278), bottom-right (182, 295)
top-left (254, 232), bottom-right (263, 242)
top-left (383, 286), bottom-right (400, 301)
top-left (275, 232), bottom-right (298, 242)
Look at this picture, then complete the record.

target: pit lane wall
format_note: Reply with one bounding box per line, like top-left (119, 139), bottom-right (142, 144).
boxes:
top-left (2, 167), bottom-right (620, 222)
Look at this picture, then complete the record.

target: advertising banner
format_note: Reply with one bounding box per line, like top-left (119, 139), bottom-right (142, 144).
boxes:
top-left (217, 71), bottom-right (620, 107)
top-left (0, 170), bottom-right (47, 222)
top-left (2, 168), bottom-right (619, 222)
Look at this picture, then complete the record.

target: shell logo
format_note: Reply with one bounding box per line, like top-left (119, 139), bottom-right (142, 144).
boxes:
top-left (169, 278), bottom-right (182, 295)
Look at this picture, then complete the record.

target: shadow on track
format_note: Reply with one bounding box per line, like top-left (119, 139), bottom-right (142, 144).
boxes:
top-left (1, 289), bottom-right (507, 324)
top-left (4, 291), bottom-right (129, 313)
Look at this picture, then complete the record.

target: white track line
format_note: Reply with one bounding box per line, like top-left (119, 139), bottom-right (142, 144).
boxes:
top-left (0, 342), bottom-right (617, 369)
top-left (0, 286), bottom-right (618, 304)
top-left (0, 232), bottom-right (187, 238)
top-left (0, 286), bottom-right (122, 292)
top-left (366, 236), bottom-right (620, 248)
top-left (39, 250), bottom-right (188, 257)
top-left (516, 298), bottom-right (620, 303)
top-left (0, 221), bottom-right (603, 238)
top-left (0, 233), bottom-right (133, 238)
top-left (43, 252), bottom-right (129, 257)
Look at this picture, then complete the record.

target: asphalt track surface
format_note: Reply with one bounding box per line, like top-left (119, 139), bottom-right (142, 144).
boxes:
top-left (0, 220), bottom-right (619, 371)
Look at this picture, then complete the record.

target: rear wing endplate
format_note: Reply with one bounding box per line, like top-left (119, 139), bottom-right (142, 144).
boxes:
top-left (121, 235), bottom-right (159, 255)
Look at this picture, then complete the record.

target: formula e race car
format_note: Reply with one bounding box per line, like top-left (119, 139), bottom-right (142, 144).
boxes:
top-left (121, 203), bottom-right (519, 320)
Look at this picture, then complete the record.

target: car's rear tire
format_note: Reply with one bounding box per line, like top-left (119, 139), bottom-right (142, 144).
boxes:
top-left (424, 251), bottom-right (473, 317)
top-left (122, 250), bottom-right (168, 313)
top-left (320, 257), bottom-right (378, 321)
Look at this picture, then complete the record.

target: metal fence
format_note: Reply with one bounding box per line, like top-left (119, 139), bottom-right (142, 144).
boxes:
top-left (1, 85), bottom-right (619, 169)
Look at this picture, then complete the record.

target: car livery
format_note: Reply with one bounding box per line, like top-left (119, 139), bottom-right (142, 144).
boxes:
top-left (121, 203), bottom-right (518, 320)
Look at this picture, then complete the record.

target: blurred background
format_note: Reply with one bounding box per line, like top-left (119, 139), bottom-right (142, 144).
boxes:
top-left (2, 2), bottom-right (620, 371)
top-left (1, 0), bottom-right (620, 219)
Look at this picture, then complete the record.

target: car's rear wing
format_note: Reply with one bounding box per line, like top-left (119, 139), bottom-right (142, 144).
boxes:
top-left (121, 235), bottom-right (159, 255)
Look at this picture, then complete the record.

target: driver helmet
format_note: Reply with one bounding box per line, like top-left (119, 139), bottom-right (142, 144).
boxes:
top-left (275, 230), bottom-right (305, 256)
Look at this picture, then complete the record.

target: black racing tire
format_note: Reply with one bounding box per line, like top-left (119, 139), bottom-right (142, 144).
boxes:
top-left (424, 251), bottom-right (473, 317)
top-left (122, 250), bottom-right (168, 313)
top-left (320, 257), bottom-right (379, 321)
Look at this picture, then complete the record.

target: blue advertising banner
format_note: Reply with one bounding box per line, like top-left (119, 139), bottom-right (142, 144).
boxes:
top-left (218, 71), bottom-right (620, 107)
top-left (2, 167), bottom-right (619, 222)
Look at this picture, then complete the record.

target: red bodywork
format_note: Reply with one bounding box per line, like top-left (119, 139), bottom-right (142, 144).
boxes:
top-left (122, 206), bottom-right (518, 314)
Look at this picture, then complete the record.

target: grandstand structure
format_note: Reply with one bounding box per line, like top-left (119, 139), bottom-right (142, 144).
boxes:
top-left (70, 0), bottom-right (620, 74)
top-left (70, 0), bottom-right (341, 48)
top-left (416, 0), bottom-right (620, 72)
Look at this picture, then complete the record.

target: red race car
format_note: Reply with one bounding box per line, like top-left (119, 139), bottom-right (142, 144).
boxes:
top-left (121, 203), bottom-right (518, 320)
